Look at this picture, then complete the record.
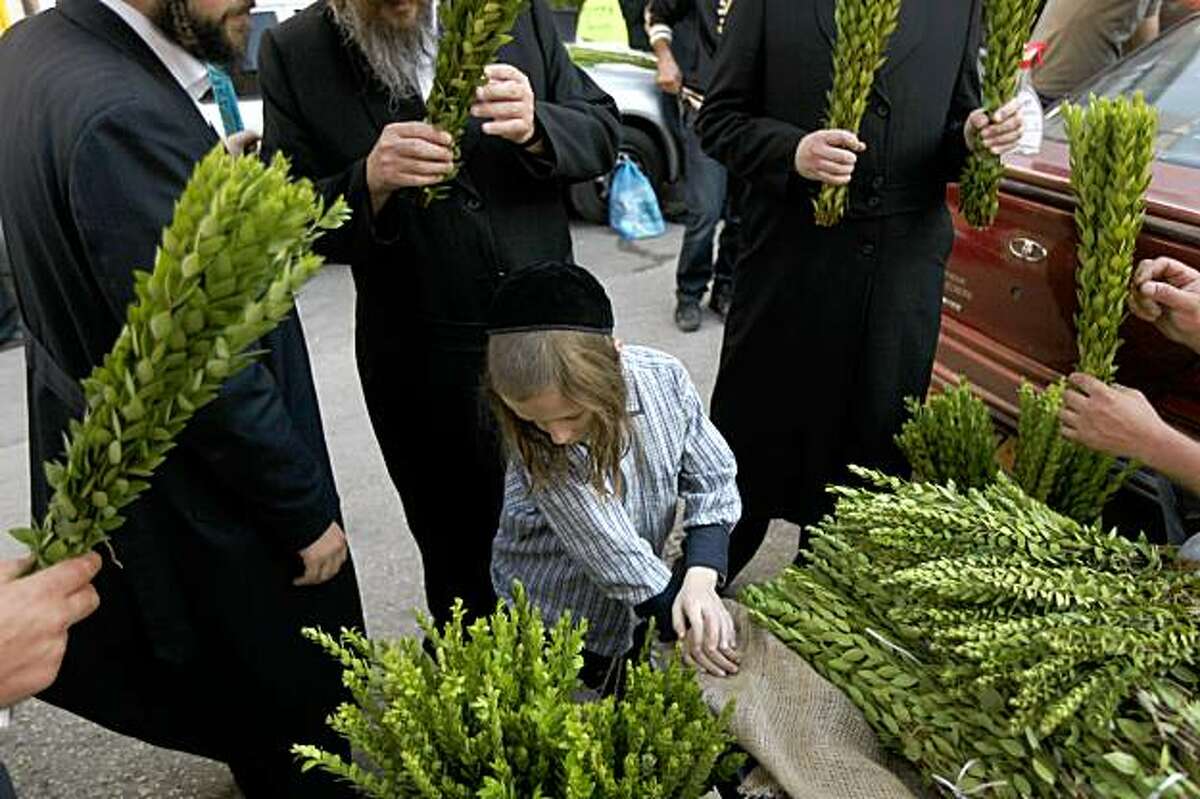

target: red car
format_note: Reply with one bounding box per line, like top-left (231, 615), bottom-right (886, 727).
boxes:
top-left (935, 15), bottom-right (1200, 538)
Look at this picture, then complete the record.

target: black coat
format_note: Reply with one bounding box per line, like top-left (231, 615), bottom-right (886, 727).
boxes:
top-left (0, 0), bottom-right (362, 790)
top-left (259, 0), bottom-right (620, 390)
top-left (257, 0), bottom-right (620, 625)
top-left (697, 0), bottom-right (981, 528)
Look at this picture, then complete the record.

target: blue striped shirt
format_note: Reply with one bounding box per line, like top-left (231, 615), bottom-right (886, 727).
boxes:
top-left (491, 345), bottom-right (741, 656)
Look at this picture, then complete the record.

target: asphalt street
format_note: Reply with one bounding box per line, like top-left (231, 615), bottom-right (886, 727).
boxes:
top-left (0, 220), bottom-right (798, 797)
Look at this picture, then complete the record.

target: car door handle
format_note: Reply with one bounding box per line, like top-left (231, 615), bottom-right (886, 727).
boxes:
top-left (1008, 237), bottom-right (1048, 263)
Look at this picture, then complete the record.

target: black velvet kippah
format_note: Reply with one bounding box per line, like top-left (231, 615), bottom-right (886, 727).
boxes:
top-left (487, 261), bottom-right (614, 335)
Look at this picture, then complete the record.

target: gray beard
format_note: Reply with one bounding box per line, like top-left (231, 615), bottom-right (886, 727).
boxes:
top-left (330, 0), bottom-right (436, 106)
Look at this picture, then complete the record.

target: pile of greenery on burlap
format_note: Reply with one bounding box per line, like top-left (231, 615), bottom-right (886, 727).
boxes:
top-left (7, 148), bottom-right (348, 569)
top-left (742, 468), bottom-right (1200, 798)
top-left (293, 585), bottom-right (743, 798)
top-left (957, 0), bottom-right (1043, 228)
top-left (422, 0), bottom-right (527, 204)
top-left (812, 0), bottom-right (901, 227)
top-left (1014, 93), bottom-right (1157, 523)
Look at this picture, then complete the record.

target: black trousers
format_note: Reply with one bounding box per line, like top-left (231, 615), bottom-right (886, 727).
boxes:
top-left (359, 350), bottom-right (503, 628)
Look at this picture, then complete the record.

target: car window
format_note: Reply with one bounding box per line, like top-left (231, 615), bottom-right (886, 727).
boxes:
top-left (1043, 18), bottom-right (1200, 169)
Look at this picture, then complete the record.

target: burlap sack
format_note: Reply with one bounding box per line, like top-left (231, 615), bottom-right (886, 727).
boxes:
top-left (695, 601), bottom-right (926, 799)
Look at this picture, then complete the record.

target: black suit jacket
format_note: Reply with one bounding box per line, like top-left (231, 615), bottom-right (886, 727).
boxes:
top-left (698, 0), bottom-right (981, 213)
top-left (0, 0), bottom-right (362, 750)
top-left (259, 0), bottom-right (620, 387)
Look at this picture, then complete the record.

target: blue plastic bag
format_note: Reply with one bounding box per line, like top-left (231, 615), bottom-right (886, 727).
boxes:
top-left (608, 154), bottom-right (665, 240)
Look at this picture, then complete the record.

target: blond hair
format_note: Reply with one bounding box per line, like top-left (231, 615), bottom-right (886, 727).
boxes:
top-left (486, 330), bottom-right (629, 496)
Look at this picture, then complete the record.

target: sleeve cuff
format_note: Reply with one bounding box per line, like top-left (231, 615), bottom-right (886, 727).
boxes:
top-left (647, 24), bottom-right (673, 44)
top-left (515, 111), bottom-right (558, 179)
top-left (683, 523), bottom-right (730, 584)
top-left (633, 564), bottom-right (686, 641)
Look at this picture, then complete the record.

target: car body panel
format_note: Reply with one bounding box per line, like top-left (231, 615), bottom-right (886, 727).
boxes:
top-left (935, 16), bottom-right (1200, 443)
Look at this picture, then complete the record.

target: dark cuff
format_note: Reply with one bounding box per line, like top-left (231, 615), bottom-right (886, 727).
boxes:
top-left (515, 109), bottom-right (558, 179)
top-left (633, 563), bottom-right (686, 642)
top-left (683, 523), bottom-right (730, 584)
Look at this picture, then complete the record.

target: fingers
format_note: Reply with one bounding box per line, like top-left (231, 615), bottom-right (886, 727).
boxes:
top-left (475, 79), bottom-right (527, 103)
top-left (822, 129), bottom-right (865, 152)
top-left (1135, 256), bottom-right (1197, 289)
top-left (1139, 279), bottom-right (1197, 312)
top-left (389, 136), bottom-right (455, 164)
top-left (0, 557), bottom-right (31, 583)
top-left (482, 119), bottom-right (534, 140)
top-left (24, 553), bottom-right (101, 598)
top-left (61, 583), bottom-right (101, 626)
top-left (472, 101), bottom-right (529, 121)
top-left (672, 596), bottom-right (687, 641)
top-left (382, 121), bottom-right (454, 147)
top-left (296, 525), bottom-right (348, 587)
top-left (977, 102), bottom-right (1024, 155)
top-left (1066, 371), bottom-right (1105, 397)
top-left (483, 63), bottom-right (528, 83)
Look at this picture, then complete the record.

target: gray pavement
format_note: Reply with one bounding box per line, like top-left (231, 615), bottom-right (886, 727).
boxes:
top-left (0, 221), bottom-right (797, 797)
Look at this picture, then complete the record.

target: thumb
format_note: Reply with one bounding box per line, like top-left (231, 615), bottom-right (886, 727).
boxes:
top-left (825, 129), bottom-right (864, 152)
top-left (0, 557), bottom-right (31, 583)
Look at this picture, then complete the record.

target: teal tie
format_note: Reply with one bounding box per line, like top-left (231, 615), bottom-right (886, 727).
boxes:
top-left (205, 64), bottom-right (244, 136)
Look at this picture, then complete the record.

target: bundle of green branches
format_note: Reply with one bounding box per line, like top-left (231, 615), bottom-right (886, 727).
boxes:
top-left (957, 0), bottom-right (1042, 228)
top-left (293, 584), bottom-right (742, 798)
top-left (812, 0), bottom-right (901, 227)
top-left (1013, 93), bottom-right (1157, 523)
top-left (422, 0), bottom-right (526, 204)
top-left (7, 148), bottom-right (348, 569)
top-left (896, 377), bottom-right (998, 489)
top-left (742, 468), bottom-right (1200, 798)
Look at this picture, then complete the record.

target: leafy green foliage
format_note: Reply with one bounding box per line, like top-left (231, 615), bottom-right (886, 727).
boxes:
top-left (812, 0), bottom-right (901, 227)
top-left (7, 148), bottom-right (348, 568)
top-left (742, 469), bottom-right (1200, 798)
top-left (1064, 93), bottom-right (1157, 384)
top-left (293, 584), bottom-right (742, 797)
top-left (1013, 381), bottom-right (1137, 524)
top-left (957, 0), bottom-right (1042, 228)
top-left (422, 0), bottom-right (527, 204)
top-left (896, 378), bottom-right (998, 489)
top-left (1011, 93), bottom-right (1157, 523)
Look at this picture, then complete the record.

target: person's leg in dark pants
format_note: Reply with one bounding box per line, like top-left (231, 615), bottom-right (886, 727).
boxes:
top-left (709, 179), bottom-right (743, 317)
top-left (0, 762), bottom-right (16, 799)
top-left (362, 376), bottom-right (502, 627)
top-left (675, 105), bottom-right (729, 332)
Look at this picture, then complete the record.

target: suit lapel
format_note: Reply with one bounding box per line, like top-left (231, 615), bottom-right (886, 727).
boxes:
top-left (57, 0), bottom-right (218, 139)
top-left (812, 0), bottom-right (926, 103)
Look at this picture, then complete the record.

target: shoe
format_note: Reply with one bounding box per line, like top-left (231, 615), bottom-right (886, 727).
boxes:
top-left (708, 285), bottom-right (732, 318)
top-left (674, 300), bottom-right (702, 333)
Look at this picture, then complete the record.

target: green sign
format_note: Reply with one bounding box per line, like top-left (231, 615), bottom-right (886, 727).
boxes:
top-left (576, 0), bottom-right (629, 46)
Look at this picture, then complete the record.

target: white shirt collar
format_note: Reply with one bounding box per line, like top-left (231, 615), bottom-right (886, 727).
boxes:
top-left (95, 0), bottom-right (211, 103)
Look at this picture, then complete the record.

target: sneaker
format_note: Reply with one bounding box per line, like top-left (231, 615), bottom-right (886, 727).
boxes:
top-left (674, 299), bottom-right (702, 333)
top-left (708, 285), bottom-right (732, 318)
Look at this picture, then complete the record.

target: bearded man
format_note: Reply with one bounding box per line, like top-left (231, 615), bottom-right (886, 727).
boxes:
top-left (259, 0), bottom-right (620, 626)
top-left (0, 0), bottom-right (364, 794)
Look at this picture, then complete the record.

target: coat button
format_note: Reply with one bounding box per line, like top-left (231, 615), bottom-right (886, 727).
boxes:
top-left (465, 197), bottom-right (483, 212)
top-left (876, 103), bottom-right (889, 118)
top-left (861, 242), bottom-right (876, 257)
top-left (868, 195), bottom-right (881, 208)
top-left (871, 175), bottom-right (884, 189)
